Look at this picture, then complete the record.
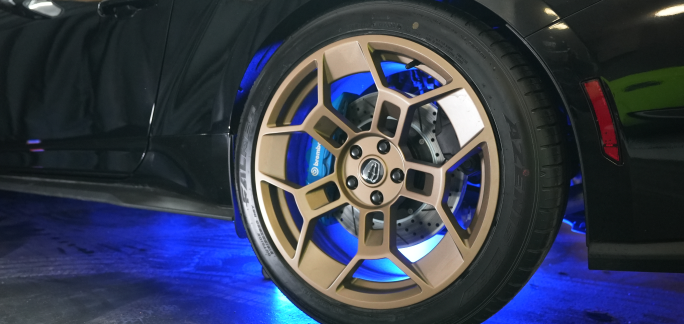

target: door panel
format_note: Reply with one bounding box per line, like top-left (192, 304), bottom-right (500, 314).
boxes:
top-left (0, 0), bottom-right (171, 175)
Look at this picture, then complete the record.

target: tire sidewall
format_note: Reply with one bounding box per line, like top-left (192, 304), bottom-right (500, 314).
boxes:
top-left (237, 2), bottom-right (540, 323)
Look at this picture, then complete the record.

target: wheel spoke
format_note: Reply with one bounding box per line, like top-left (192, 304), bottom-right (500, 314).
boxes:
top-left (381, 205), bottom-right (397, 250)
top-left (390, 83), bottom-right (466, 146)
top-left (308, 196), bottom-right (348, 218)
top-left (297, 173), bottom-right (337, 195)
top-left (328, 256), bottom-right (363, 290)
top-left (441, 132), bottom-right (488, 173)
top-left (368, 88), bottom-right (415, 136)
top-left (359, 41), bottom-right (387, 90)
top-left (355, 206), bottom-right (392, 258)
top-left (359, 42), bottom-right (413, 136)
top-left (259, 172), bottom-right (347, 218)
top-left (404, 160), bottom-right (440, 174)
top-left (400, 161), bottom-right (444, 206)
top-left (307, 53), bottom-right (361, 153)
top-left (256, 173), bottom-right (301, 195)
top-left (293, 216), bottom-right (317, 264)
top-left (261, 124), bottom-right (306, 135)
top-left (435, 202), bottom-right (473, 259)
top-left (296, 174), bottom-right (346, 216)
top-left (390, 103), bottom-right (418, 146)
top-left (387, 252), bottom-right (433, 291)
top-left (407, 81), bottom-right (462, 107)
top-left (314, 103), bottom-right (361, 137)
top-left (314, 53), bottom-right (333, 108)
top-left (298, 104), bottom-right (357, 155)
top-left (356, 209), bottom-right (375, 255)
top-left (385, 206), bottom-right (432, 290)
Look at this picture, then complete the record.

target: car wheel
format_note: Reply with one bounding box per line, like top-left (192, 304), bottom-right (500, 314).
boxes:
top-left (236, 1), bottom-right (568, 323)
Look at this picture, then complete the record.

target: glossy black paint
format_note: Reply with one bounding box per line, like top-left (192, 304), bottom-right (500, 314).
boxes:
top-left (151, 0), bottom-right (308, 136)
top-left (526, 0), bottom-right (684, 250)
top-left (0, 172), bottom-right (234, 219)
top-left (141, 0), bottom-right (601, 215)
top-left (151, 0), bottom-right (600, 137)
top-left (477, 0), bottom-right (599, 36)
top-left (2, 0), bottom-right (684, 272)
top-left (0, 0), bottom-right (171, 173)
top-left (136, 134), bottom-right (233, 210)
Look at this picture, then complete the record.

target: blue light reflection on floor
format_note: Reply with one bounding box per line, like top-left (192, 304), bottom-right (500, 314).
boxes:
top-left (270, 285), bottom-right (316, 323)
top-left (3, 191), bottom-right (683, 323)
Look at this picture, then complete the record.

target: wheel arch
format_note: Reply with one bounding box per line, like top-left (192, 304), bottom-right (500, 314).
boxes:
top-left (227, 0), bottom-right (583, 237)
top-left (227, 0), bottom-right (568, 133)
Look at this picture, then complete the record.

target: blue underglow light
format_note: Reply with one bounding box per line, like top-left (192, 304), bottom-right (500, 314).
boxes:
top-left (381, 61), bottom-right (413, 78)
top-left (563, 217), bottom-right (587, 234)
top-left (235, 41), bottom-right (283, 107)
top-left (399, 234), bottom-right (445, 262)
top-left (311, 219), bottom-right (357, 264)
top-left (354, 258), bottom-right (408, 282)
top-left (330, 72), bottom-right (374, 99)
top-left (467, 181), bottom-right (481, 188)
top-left (270, 285), bottom-right (307, 323)
top-left (286, 132), bottom-right (315, 187)
top-left (329, 61), bottom-right (441, 100)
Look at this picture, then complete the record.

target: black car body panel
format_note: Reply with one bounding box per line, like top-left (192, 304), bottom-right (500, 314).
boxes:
top-left (1, 0), bottom-right (683, 272)
top-left (0, 0), bottom-right (172, 174)
top-left (527, 0), bottom-right (684, 270)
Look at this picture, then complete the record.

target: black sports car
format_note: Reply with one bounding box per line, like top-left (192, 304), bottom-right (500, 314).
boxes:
top-left (1, 0), bottom-right (683, 322)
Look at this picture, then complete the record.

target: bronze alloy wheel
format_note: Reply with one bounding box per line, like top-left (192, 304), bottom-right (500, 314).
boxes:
top-left (237, 2), bottom-right (567, 323)
top-left (254, 35), bottom-right (499, 308)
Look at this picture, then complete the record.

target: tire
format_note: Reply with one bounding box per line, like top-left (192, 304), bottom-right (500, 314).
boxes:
top-left (236, 1), bottom-right (568, 323)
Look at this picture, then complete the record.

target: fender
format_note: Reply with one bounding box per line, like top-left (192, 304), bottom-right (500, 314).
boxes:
top-left (143, 0), bottom-right (599, 235)
top-left (526, 0), bottom-right (684, 272)
top-left (151, 0), bottom-right (597, 137)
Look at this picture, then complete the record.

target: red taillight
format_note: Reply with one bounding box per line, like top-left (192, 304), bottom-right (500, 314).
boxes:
top-left (583, 80), bottom-right (620, 162)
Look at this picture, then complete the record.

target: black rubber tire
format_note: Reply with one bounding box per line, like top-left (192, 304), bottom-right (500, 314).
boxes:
top-left (236, 1), bottom-right (568, 323)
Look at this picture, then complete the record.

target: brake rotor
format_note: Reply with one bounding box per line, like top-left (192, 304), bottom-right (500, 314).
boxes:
top-left (333, 92), bottom-right (466, 247)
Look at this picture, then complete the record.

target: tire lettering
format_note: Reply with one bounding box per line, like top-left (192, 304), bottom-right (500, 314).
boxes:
top-left (505, 116), bottom-right (527, 243)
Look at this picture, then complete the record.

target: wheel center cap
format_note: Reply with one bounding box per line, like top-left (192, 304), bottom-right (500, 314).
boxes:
top-left (360, 158), bottom-right (384, 184)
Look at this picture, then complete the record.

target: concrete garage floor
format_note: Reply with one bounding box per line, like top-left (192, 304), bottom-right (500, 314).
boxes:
top-left (0, 191), bottom-right (682, 324)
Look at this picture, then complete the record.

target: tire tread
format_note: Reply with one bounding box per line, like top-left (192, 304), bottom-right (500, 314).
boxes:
top-left (456, 10), bottom-right (568, 324)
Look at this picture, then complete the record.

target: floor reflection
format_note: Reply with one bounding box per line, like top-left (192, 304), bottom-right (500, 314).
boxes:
top-left (0, 191), bottom-right (682, 323)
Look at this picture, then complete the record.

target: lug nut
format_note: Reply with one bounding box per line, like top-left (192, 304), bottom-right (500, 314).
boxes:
top-left (370, 190), bottom-right (384, 205)
top-left (377, 140), bottom-right (390, 154)
top-left (391, 169), bottom-right (405, 183)
top-left (350, 145), bottom-right (362, 159)
top-left (346, 176), bottom-right (358, 190)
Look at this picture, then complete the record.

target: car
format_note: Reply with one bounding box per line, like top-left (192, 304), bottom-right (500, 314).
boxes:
top-left (1, 0), bottom-right (683, 323)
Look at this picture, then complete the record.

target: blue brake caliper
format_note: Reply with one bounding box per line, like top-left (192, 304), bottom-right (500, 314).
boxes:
top-left (304, 93), bottom-right (357, 185)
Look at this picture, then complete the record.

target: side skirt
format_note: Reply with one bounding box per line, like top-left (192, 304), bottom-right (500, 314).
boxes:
top-left (0, 175), bottom-right (234, 220)
top-left (589, 242), bottom-right (684, 273)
